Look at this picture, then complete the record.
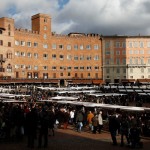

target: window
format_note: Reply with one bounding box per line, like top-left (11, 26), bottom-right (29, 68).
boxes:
top-left (134, 58), bottom-right (138, 64)
top-left (105, 42), bottom-right (110, 48)
top-left (80, 45), bottom-right (84, 50)
top-left (59, 45), bottom-right (63, 49)
top-left (74, 56), bottom-right (78, 60)
top-left (8, 42), bottom-right (11, 47)
top-left (87, 73), bottom-right (90, 78)
top-left (75, 73), bottom-right (78, 78)
top-left (94, 55), bottom-right (99, 60)
top-left (74, 67), bottom-right (78, 70)
top-left (141, 68), bottom-right (144, 73)
top-left (0, 40), bottom-right (3, 46)
top-left (34, 53), bottom-right (38, 59)
top-left (27, 42), bottom-right (31, 47)
top-left (21, 52), bottom-right (25, 57)
top-left (94, 44), bottom-right (99, 50)
top-left (148, 68), bottom-right (150, 73)
top-left (60, 66), bottom-right (64, 70)
top-left (122, 42), bottom-right (126, 48)
top-left (44, 34), bottom-right (47, 39)
top-left (87, 55), bottom-right (91, 60)
top-left (106, 50), bottom-right (110, 55)
top-left (80, 66), bottom-right (84, 70)
top-left (52, 54), bottom-right (56, 59)
top-left (134, 50), bottom-right (139, 54)
top-left (86, 45), bottom-right (91, 50)
top-left (122, 58), bottom-right (126, 65)
top-left (15, 40), bottom-right (19, 46)
top-left (67, 55), bottom-right (72, 60)
top-left (60, 73), bottom-right (63, 77)
top-left (147, 42), bottom-right (150, 48)
top-left (15, 64), bottom-right (19, 69)
top-left (34, 66), bottom-right (38, 70)
top-left (27, 52), bottom-right (32, 58)
top-left (21, 41), bottom-right (25, 46)
top-left (52, 44), bottom-right (56, 49)
top-left (44, 26), bottom-right (47, 30)
top-left (129, 50), bottom-right (133, 54)
top-left (140, 58), bottom-right (144, 64)
top-left (34, 42), bottom-right (38, 47)
top-left (43, 54), bottom-right (48, 59)
top-left (148, 58), bottom-right (150, 64)
top-left (60, 55), bottom-right (64, 60)
top-left (15, 51), bottom-right (20, 56)
top-left (43, 66), bottom-right (48, 70)
top-left (52, 66), bottom-right (56, 70)
top-left (74, 45), bottom-right (78, 50)
top-left (134, 42), bottom-right (138, 47)
top-left (8, 24), bottom-right (11, 30)
top-left (67, 67), bottom-right (71, 70)
top-left (95, 66), bottom-right (99, 70)
top-left (80, 55), bottom-right (84, 60)
top-left (116, 58), bottom-right (120, 65)
top-left (7, 64), bottom-right (12, 73)
top-left (116, 50), bottom-right (120, 55)
top-left (7, 52), bottom-right (12, 59)
top-left (0, 30), bottom-right (2, 34)
top-left (140, 42), bottom-right (144, 48)
top-left (130, 68), bottom-right (133, 73)
top-left (27, 65), bottom-right (32, 70)
top-left (123, 68), bottom-right (126, 73)
top-left (106, 68), bottom-right (109, 73)
top-left (67, 45), bottom-right (71, 50)
top-left (139, 50), bottom-right (144, 54)
top-left (68, 72), bottom-right (71, 76)
top-left (106, 59), bottom-right (110, 65)
top-left (87, 66), bottom-right (92, 70)
top-left (43, 44), bottom-right (48, 48)
top-left (53, 73), bottom-right (56, 78)
top-left (115, 42), bottom-right (120, 48)
top-left (44, 18), bottom-right (47, 23)
top-left (129, 42), bottom-right (133, 48)
top-left (21, 65), bottom-right (25, 69)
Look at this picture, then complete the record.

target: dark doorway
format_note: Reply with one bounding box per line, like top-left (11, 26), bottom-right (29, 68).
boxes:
top-left (60, 79), bottom-right (65, 86)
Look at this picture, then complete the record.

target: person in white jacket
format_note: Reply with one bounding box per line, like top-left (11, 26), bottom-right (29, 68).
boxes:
top-left (98, 111), bottom-right (103, 133)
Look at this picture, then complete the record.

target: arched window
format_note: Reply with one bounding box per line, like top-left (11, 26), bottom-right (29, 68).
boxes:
top-left (7, 64), bottom-right (12, 72)
top-left (7, 51), bottom-right (12, 59)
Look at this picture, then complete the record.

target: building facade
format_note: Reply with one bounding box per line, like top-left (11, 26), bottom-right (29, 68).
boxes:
top-left (103, 36), bottom-right (150, 84)
top-left (0, 13), bottom-right (103, 85)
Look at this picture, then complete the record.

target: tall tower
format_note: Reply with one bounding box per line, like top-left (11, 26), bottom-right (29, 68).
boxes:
top-left (31, 13), bottom-right (51, 36)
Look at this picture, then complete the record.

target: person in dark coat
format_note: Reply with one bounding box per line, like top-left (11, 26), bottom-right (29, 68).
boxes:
top-left (108, 113), bottom-right (120, 145)
top-left (48, 109), bottom-right (56, 136)
top-left (76, 110), bottom-right (84, 132)
top-left (26, 107), bottom-right (38, 148)
top-left (38, 107), bottom-right (50, 148)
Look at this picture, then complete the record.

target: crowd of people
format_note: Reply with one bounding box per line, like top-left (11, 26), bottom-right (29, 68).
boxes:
top-left (0, 84), bottom-right (150, 149)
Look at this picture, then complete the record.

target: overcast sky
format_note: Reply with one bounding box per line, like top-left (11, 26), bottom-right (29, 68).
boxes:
top-left (0, 0), bottom-right (150, 35)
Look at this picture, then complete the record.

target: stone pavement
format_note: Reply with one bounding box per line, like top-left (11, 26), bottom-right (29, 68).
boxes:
top-left (0, 125), bottom-right (150, 150)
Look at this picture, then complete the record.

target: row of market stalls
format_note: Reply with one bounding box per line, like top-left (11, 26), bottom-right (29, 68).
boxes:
top-left (0, 85), bottom-right (150, 112)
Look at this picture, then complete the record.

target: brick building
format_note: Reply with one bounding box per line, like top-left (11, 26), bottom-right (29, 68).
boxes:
top-left (0, 13), bottom-right (103, 86)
